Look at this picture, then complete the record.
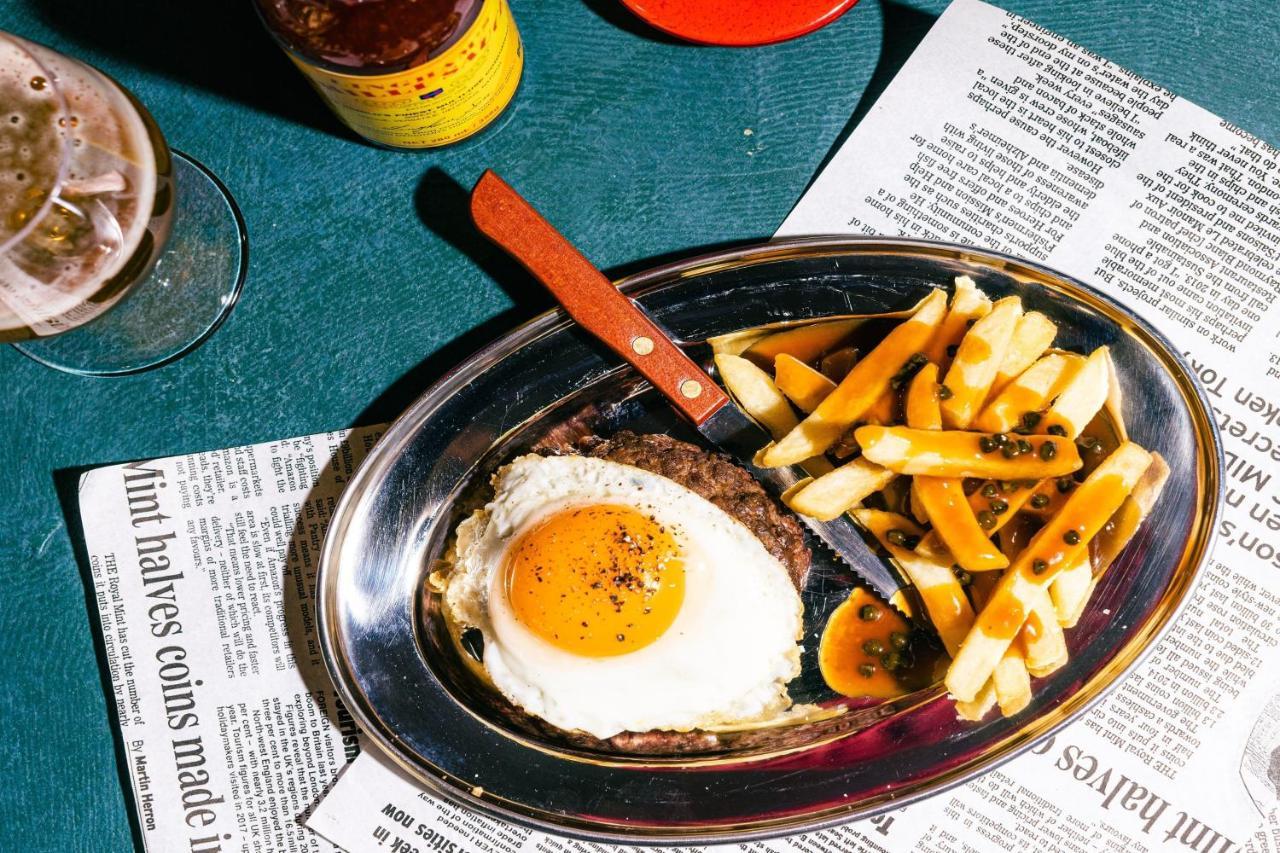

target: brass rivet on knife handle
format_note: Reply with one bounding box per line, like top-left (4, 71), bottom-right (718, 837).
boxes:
top-left (469, 170), bottom-right (730, 425)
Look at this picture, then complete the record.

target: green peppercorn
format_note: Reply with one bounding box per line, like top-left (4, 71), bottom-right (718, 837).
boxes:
top-left (1039, 442), bottom-right (1057, 460)
top-left (990, 498), bottom-right (1009, 514)
top-left (1022, 412), bottom-right (1042, 429)
top-left (977, 510), bottom-right (997, 530)
top-left (862, 639), bottom-right (886, 657)
top-left (883, 651), bottom-right (904, 671)
top-left (1017, 439), bottom-right (1033, 454)
top-left (938, 384), bottom-right (954, 400)
top-left (858, 663), bottom-right (876, 678)
top-left (860, 604), bottom-right (882, 622)
top-left (889, 631), bottom-right (909, 650)
top-left (886, 529), bottom-right (908, 546)
top-left (981, 483), bottom-right (998, 498)
top-left (1064, 530), bottom-right (1082, 545)
top-left (903, 535), bottom-right (922, 550)
top-left (1001, 443), bottom-right (1020, 459)
top-left (1032, 559), bottom-right (1048, 575)
top-left (1030, 493), bottom-right (1050, 509)
top-left (1057, 477), bottom-right (1077, 493)
top-left (1047, 424), bottom-right (1068, 437)
top-left (946, 344), bottom-right (959, 358)
top-left (979, 436), bottom-right (998, 453)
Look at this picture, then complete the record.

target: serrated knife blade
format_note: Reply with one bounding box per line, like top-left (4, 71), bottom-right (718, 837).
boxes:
top-left (696, 402), bottom-right (918, 614)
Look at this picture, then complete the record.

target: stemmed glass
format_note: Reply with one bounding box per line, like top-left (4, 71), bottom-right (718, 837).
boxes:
top-left (0, 31), bottom-right (246, 376)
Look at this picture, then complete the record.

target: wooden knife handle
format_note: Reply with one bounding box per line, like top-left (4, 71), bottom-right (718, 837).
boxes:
top-left (470, 170), bottom-right (729, 425)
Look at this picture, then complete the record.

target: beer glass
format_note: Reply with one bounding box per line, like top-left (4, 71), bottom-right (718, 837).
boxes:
top-left (0, 31), bottom-right (245, 375)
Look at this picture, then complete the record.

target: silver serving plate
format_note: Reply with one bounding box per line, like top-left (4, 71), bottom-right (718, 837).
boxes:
top-left (316, 237), bottom-right (1221, 844)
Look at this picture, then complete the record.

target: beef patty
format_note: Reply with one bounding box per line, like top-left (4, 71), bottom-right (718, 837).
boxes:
top-left (577, 431), bottom-right (811, 588)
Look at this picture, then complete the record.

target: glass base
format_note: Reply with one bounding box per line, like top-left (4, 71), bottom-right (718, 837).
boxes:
top-left (14, 151), bottom-right (247, 376)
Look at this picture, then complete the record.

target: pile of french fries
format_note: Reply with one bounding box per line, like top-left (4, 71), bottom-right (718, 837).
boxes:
top-left (711, 276), bottom-right (1169, 720)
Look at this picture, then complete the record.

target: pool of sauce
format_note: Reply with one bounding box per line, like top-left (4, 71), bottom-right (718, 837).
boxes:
top-left (818, 589), bottom-right (940, 699)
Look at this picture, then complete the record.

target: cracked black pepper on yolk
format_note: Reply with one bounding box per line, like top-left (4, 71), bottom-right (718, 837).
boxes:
top-left (504, 504), bottom-right (685, 656)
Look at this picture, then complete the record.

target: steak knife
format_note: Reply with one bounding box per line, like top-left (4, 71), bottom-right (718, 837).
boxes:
top-left (469, 170), bottom-right (917, 616)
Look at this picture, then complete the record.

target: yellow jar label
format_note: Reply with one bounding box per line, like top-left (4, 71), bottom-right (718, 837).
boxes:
top-left (292, 0), bottom-right (523, 149)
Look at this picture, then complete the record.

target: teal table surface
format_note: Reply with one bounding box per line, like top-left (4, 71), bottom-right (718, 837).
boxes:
top-left (2, 0), bottom-right (1277, 848)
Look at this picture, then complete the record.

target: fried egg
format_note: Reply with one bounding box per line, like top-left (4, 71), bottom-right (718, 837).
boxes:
top-left (445, 453), bottom-right (803, 739)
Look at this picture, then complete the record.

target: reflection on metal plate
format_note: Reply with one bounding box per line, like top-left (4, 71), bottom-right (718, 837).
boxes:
top-left (316, 237), bottom-right (1221, 844)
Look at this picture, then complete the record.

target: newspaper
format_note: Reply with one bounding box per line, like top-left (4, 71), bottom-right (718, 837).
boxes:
top-left (80, 426), bottom-right (385, 852)
top-left (79, 1), bottom-right (1280, 851)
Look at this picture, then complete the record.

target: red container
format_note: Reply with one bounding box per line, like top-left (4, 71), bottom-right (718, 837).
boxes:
top-left (621, 0), bottom-right (860, 46)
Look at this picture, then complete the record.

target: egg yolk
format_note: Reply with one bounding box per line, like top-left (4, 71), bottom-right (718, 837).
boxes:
top-left (504, 504), bottom-right (685, 657)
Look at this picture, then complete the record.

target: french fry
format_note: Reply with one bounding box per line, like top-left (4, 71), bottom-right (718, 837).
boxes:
top-left (1021, 585), bottom-right (1068, 677)
top-left (965, 573), bottom-right (1027, 717)
top-left (908, 477), bottom-right (931, 525)
top-left (913, 476), bottom-right (1009, 572)
top-left (1041, 347), bottom-right (1112, 439)
top-left (707, 328), bottom-right (771, 357)
top-left (987, 311), bottom-right (1057, 399)
top-left (866, 390), bottom-right (898, 425)
top-left (741, 318), bottom-right (861, 368)
top-left (855, 509), bottom-right (975, 658)
top-left (1021, 477), bottom-right (1072, 520)
top-left (1050, 555), bottom-right (1093, 628)
top-left (718, 355), bottom-right (832, 477)
top-left (762, 289), bottom-right (948, 467)
top-left (855, 426), bottom-right (1081, 479)
top-left (774, 353), bottom-right (836, 413)
top-left (992, 642), bottom-right (1033, 715)
top-left (955, 680), bottom-right (998, 721)
top-left (944, 442), bottom-right (1152, 702)
top-left (941, 296), bottom-right (1023, 429)
top-left (972, 353), bottom-right (1085, 434)
top-left (905, 363), bottom-right (943, 430)
top-left (1104, 347), bottom-right (1128, 442)
top-left (753, 441), bottom-right (833, 478)
top-left (988, 512), bottom-right (1070, 676)
top-left (987, 526), bottom-right (1037, 714)
top-left (1050, 452), bottom-right (1170, 626)
top-left (916, 476), bottom-right (1038, 565)
top-left (715, 354), bottom-right (799, 440)
top-left (785, 458), bottom-right (896, 521)
top-left (923, 275), bottom-right (992, 367)
top-left (821, 347), bottom-right (859, 382)
top-left (1093, 452), bottom-right (1170, 569)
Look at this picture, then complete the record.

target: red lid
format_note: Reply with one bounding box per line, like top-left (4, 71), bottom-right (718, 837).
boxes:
top-left (621, 0), bottom-right (860, 46)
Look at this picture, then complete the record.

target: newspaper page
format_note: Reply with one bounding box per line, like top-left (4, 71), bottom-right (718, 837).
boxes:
top-left (81, 425), bottom-right (384, 852)
top-left (308, 1), bottom-right (1280, 851)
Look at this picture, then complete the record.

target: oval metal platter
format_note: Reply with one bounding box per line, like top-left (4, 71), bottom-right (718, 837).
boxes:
top-left (316, 237), bottom-right (1222, 844)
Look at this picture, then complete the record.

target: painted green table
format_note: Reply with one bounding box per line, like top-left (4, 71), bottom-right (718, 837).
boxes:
top-left (2, 0), bottom-right (1277, 848)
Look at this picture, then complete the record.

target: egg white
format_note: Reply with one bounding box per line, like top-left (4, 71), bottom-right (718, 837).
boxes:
top-left (445, 453), bottom-right (804, 740)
